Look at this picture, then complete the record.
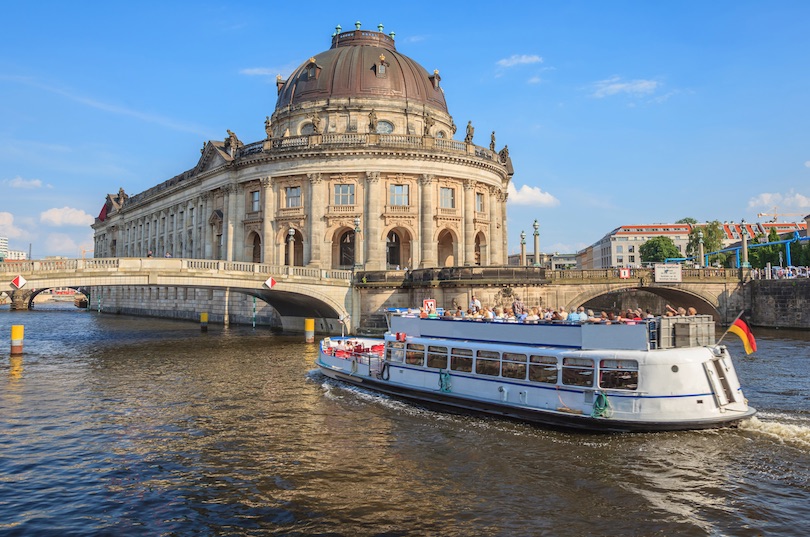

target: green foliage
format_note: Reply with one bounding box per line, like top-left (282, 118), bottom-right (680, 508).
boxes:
top-left (640, 236), bottom-right (680, 263)
top-left (676, 217), bottom-right (697, 224)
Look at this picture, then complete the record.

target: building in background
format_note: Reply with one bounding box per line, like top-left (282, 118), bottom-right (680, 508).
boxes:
top-left (577, 220), bottom-right (808, 269)
top-left (0, 236), bottom-right (7, 260)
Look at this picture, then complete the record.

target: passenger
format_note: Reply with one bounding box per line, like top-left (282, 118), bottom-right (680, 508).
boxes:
top-left (419, 307), bottom-right (428, 319)
top-left (687, 307), bottom-right (697, 316)
top-left (559, 308), bottom-right (569, 321)
top-left (645, 308), bottom-right (655, 319)
top-left (568, 309), bottom-right (580, 323)
top-left (525, 307), bottom-right (540, 323)
top-left (469, 295), bottom-right (481, 313)
top-left (577, 307), bottom-right (590, 323)
top-left (482, 306), bottom-right (494, 320)
top-left (428, 306), bottom-right (439, 319)
top-left (585, 309), bottom-right (596, 323)
top-left (551, 309), bottom-right (562, 321)
top-left (511, 295), bottom-right (527, 321)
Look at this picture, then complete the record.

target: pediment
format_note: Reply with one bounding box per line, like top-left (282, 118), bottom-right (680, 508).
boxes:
top-left (194, 141), bottom-right (232, 175)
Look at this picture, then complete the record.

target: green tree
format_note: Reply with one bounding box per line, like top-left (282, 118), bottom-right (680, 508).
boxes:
top-left (676, 217), bottom-right (697, 224)
top-left (685, 220), bottom-right (729, 265)
top-left (640, 236), bottom-right (680, 264)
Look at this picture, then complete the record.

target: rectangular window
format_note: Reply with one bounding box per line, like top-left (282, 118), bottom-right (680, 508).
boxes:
top-left (386, 341), bottom-right (405, 362)
top-left (616, 245), bottom-right (623, 253)
top-left (628, 245), bottom-right (635, 253)
top-left (405, 343), bottom-right (425, 366)
top-left (251, 190), bottom-right (260, 212)
top-left (475, 192), bottom-right (485, 213)
top-left (599, 359), bottom-right (639, 390)
top-left (334, 184), bottom-right (355, 206)
top-left (286, 186), bottom-right (301, 208)
top-left (450, 348), bottom-right (473, 372)
top-left (501, 352), bottom-right (527, 380)
top-left (427, 346), bottom-right (448, 369)
top-left (390, 184), bottom-right (409, 206)
top-left (529, 355), bottom-right (558, 384)
top-left (617, 256), bottom-right (624, 264)
top-left (440, 187), bottom-right (455, 209)
top-left (629, 255), bottom-right (635, 263)
top-left (475, 350), bottom-right (500, 377)
top-left (562, 357), bottom-right (594, 387)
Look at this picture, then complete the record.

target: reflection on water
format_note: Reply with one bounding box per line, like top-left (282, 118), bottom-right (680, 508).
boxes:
top-left (1, 306), bottom-right (809, 536)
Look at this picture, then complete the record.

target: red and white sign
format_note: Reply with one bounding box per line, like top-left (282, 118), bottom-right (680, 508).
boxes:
top-left (264, 276), bottom-right (277, 289)
top-left (11, 275), bottom-right (27, 289)
top-left (619, 268), bottom-right (630, 279)
top-left (423, 298), bottom-right (436, 312)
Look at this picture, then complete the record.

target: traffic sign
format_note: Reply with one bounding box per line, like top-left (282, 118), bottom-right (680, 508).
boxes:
top-left (264, 276), bottom-right (277, 289)
top-left (11, 275), bottom-right (27, 289)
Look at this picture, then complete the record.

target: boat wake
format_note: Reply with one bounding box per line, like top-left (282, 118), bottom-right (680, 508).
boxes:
top-left (738, 415), bottom-right (810, 450)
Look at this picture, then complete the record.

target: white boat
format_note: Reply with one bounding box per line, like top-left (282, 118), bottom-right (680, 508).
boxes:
top-left (315, 313), bottom-right (756, 433)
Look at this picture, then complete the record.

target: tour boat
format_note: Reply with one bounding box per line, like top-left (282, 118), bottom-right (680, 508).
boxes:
top-left (315, 312), bottom-right (756, 433)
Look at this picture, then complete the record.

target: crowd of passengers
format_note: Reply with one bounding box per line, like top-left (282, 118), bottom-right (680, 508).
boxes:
top-left (412, 296), bottom-right (699, 324)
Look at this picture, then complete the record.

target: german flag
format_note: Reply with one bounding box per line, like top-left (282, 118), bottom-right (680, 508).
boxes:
top-left (729, 316), bottom-right (757, 354)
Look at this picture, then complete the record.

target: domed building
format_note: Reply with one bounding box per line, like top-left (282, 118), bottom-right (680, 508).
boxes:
top-left (93, 23), bottom-right (513, 271)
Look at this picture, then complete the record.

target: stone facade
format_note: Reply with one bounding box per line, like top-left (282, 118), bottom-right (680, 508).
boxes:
top-left (749, 279), bottom-right (810, 329)
top-left (92, 27), bottom-right (513, 275)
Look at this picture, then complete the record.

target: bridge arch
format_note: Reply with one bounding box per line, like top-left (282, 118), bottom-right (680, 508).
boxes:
top-left (565, 283), bottom-right (722, 319)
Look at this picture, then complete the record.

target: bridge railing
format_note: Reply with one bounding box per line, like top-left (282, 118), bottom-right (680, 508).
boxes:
top-left (0, 258), bottom-right (353, 282)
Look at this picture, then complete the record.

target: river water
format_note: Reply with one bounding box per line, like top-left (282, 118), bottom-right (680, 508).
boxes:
top-left (1, 304), bottom-right (808, 536)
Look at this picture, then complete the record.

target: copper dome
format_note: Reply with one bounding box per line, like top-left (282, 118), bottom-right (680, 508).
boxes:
top-left (275, 28), bottom-right (448, 114)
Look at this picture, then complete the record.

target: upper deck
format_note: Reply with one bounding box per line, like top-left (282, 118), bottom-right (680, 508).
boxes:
top-left (388, 314), bottom-right (716, 352)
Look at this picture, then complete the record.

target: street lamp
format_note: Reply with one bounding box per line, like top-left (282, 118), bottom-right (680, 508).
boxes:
top-left (354, 217), bottom-right (363, 270)
top-left (532, 219), bottom-right (540, 266)
top-left (697, 230), bottom-right (704, 268)
top-left (287, 227), bottom-right (295, 266)
top-left (520, 230), bottom-right (526, 266)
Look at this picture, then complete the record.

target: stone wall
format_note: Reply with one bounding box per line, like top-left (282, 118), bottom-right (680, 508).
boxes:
top-left (748, 279), bottom-right (810, 329)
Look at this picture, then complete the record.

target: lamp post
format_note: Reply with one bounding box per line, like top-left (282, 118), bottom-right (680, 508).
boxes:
top-left (287, 227), bottom-right (295, 266)
top-left (354, 216), bottom-right (363, 270)
top-left (520, 230), bottom-right (526, 266)
top-left (697, 230), bottom-right (704, 268)
top-left (532, 219), bottom-right (540, 266)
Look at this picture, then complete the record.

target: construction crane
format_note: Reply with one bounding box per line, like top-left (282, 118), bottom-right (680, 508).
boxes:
top-left (756, 207), bottom-right (806, 222)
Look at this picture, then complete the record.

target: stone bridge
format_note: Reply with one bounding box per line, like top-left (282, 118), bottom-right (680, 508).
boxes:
top-left (1, 259), bottom-right (751, 333)
top-left (355, 266), bottom-right (751, 329)
top-left (0, 258), bottom-right (355, 333)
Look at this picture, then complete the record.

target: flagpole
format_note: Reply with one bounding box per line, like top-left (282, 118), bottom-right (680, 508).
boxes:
top-left (716, 310), bottom-right (745, 345)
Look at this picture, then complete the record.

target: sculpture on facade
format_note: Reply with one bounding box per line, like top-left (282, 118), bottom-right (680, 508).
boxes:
top-left (368, 109), bottom-right (378, 133)
top-left (264, 116), bottom-right (272, 139)
top-left (465, 121), bottom-right (474, 144)
top-left (310, 112), bottom-right (321, 134)
top-left (490, 131), bottom-right (496, 151)
top-left (423, 113), bottom-right (435, 136)
top-left (499, 145), bottom-right (510, 164)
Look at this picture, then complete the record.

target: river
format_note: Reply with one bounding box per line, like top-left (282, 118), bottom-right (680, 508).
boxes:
top-left (1, 304), bottom-right (808, 536)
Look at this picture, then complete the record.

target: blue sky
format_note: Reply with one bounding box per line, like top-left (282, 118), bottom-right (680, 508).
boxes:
top-left (1, 1), bottom-right (808, 258)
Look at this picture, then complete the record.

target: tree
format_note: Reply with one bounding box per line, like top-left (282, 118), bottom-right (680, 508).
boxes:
top-left (676, 217), bottom-right (697, 224)
top-left (640, 236), bottom-right (680, 264)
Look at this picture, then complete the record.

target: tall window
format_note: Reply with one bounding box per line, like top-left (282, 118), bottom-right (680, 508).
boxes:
top-left (440, 187), bottom-right (455, 209)
top-left (251, 190), bottom-right (260, 212)
top-left (286, 186), bottom-right (301, 208)
top-left (475, 192), bottom-right (485, 213)
top-left (334, 184), bottom-right (355, 205)
top-left (390, 184), bottom-right (409, 206)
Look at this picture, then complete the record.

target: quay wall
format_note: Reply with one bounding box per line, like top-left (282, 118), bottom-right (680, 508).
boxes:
top-left (748, 279), bottom-right (810, 329)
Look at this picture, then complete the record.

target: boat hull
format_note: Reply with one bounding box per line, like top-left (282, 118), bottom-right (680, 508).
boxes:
top-left (316, 354), bottom-right (756, 434)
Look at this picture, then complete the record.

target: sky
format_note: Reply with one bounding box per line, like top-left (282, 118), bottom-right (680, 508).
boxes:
top-left (1, 0), bottom-right (809, 258)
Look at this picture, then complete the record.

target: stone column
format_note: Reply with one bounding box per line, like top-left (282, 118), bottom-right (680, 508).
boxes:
top-left (234, 184), bottom-right (246, 261)
top-left (463, 179), bottom-right (475, 266)
top-left (364, 172), bottom-right (383, 270)
top-left (307, 173), bottom-right (324, 267)
top-left (499, 189), bottom-right (509, 264)
top-left (261, 177), bottom-right (275, 264)
top-left (419, 174), bottom-right (436, 268)
top-left (202, 192), bottom-right (212, 259)
top-left (172, 205), bottom-right (179, 257)
top-left (224, 184), bottom-right (237, 261)
top-left (489, 187), bottom-right (501, 265)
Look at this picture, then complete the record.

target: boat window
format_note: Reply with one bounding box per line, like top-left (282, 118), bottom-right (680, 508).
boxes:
top-left (476, 350), bottom-right (500, 377)
top-left (528, 355), bottom-right (558, 384)
top-left (406, 343), bottom-right (425, 366)
top-left (599, 359), bottom-right (639, 390)
top-left (501, 352), bottom-right (527, 380)
top-left (386, 341), bottom-right (405, 362)
top-left (450, 348), bottom-right (473, 373)
top-left (562, 357), bottom-right (594, 387)
top-left (427, 346), bottom-right (448, 369)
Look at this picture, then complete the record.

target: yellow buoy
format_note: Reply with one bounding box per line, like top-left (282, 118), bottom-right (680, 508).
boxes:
top-left (11, 325), bottom-right (24, 355)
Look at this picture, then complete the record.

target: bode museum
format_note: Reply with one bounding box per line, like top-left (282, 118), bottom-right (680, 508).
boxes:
top-left (93, 25), bottom-right (513, 270)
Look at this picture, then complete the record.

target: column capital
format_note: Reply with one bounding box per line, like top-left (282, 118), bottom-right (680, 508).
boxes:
top-left (419, 173), bottom-right (435, 185)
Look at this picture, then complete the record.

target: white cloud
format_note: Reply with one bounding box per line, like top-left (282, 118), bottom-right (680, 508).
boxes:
top-left (804, 161), bottom-right (810, 168)
top-left (591, 76), bottom-right (659, 98)
top-left (527, 76), bottom-right (542, 84)
top-left (40, 207), bottom-right (95, 227)
top-left (44, 233), bottom-right (80, 256)
top-left (4, 176), bottom-right (42, 189)
top-left (497, 54), bottom-right (543, 68)
top-left (748, 190), bottom-right (810, 215)
top-left (507, 182), bottom-right (559, 207)
top-left (0, 212), bottom-right (33, 240)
